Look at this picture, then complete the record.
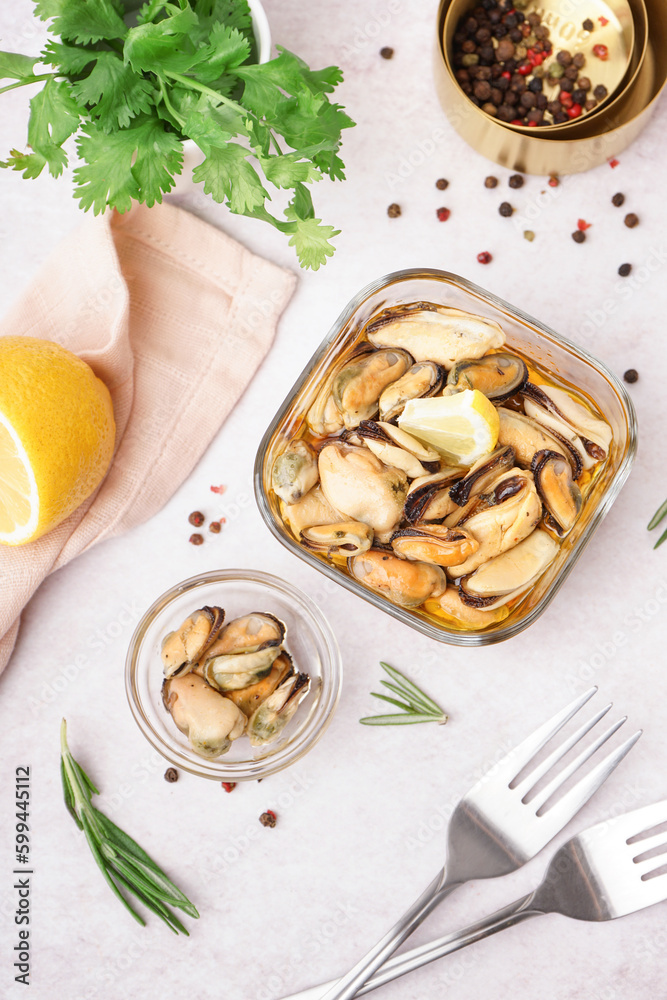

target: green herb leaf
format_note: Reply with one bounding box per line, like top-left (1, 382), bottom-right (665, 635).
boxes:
top-left (648, 498), bottom-right (667, 532)
top-left (41, 40), bottom-right (96, 75)
top-left (74, 122), bottom-right (139, 213)
top-left (124, 7), bottom-right (202, 76)
top-left (259, 153), bottom-right (322, 188)
top-left (60, 719), bottom-right (198, 933)
top-left (192, 141), bottom-right (267, 213)
top-left (360, 664), bottom-right (449, 727)
top-left (0, 51), bottom-right (40, 81)
top-left (27, 77), bottom-right (81, 176)
top-left (284, 209), bottom-right (339, 271)
top-left (45, 0), bottom-right (128, 44)
top-left (70, 51), bottom-right (154, 131)
top-left (1, 149), bottom-right (48, 179)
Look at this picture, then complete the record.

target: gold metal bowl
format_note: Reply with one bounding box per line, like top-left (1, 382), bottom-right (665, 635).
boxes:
top-left (434, 0), bottom-right (666, 173)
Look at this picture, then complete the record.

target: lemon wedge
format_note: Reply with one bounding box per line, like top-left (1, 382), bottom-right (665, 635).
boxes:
top-left (0, 337), bottom-right (115, 546)
top-left (398, 389), bottom-right (499, 466)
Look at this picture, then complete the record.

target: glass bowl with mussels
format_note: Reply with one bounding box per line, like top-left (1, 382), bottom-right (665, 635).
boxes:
top-left (125, 570), bottom-right (342, 780)
top-left (254, 269), bottom-right (637, 646)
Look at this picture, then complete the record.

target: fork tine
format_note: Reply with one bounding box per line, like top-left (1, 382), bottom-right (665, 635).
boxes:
top-left (490, 687), bottom-right (598, 786)
top-left (631, 831), bottom-right (667, 861)
top-left (512, 703), bottom-right (612, 797)
top-left (624, 801), bottom-right (667, 842)
top-left (537, 729), bottom-right (642, 828)
top-left (634, 847), bottom-right (667, 877)
top-left (529, 715), bottom-right (627, 813)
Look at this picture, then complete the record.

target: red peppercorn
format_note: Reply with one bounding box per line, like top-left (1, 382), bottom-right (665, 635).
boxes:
top-left (259, 810), bottom-right (277, 828)
top-left (511, 119), bottom-right (524, 125)
top-left (477, 251), bottom-right (493, 264)
top-left (518, 62), bottom-right (531, 75)
top-left (598, 16), bottom-right (609, 26)
top-left (548, 175), bottom-right (560, 187)
top-left (567, 103), bottom-right (582, 118)
top-left (577, 218), bottom-right (592, 231)
top-left (609, 158), bottom-right (620, 168)
top-left (501, 71), bottom-right (512, 80)
top-left (559, 91), bottom-right (573, 106)
top-left (436, 207), bottom-right (451, 222)
top-left (593, 44), bottom-right (609, 60)
top-left (222, 782), bottom-right (237, 793)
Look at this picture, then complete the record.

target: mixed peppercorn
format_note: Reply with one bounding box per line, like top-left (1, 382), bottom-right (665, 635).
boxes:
top-left (451, 0), bottom-right (610, 127)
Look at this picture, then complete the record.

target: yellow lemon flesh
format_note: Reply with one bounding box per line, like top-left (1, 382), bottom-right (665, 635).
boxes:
top-left (0, 337), bottom-right (115, 545)
top-left (398, 388), bottom-right (499, 466)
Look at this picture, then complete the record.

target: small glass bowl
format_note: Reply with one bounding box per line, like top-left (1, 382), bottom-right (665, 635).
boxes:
top-left (125, 569), bottom-right (342, 780)
top-left (254, 269), bottom-right (637, 646)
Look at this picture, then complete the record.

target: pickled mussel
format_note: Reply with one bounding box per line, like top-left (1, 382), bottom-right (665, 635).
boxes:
top-left (269, 297), bottom-right (612, 633)
top-left (161, 608), bottom-right (310, 757)
top-left (272, 440), bottom-right (319, 505)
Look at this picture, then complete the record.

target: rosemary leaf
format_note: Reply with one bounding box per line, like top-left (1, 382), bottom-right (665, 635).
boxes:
top-left (360, 664), bottom-right (448, 727)
top-left (360, 713), bottom-right (447, 726)
top-left (654, 525), bottom-right (667, 550)
top-left (60, 719), bottom-right (198, 932)
top-left (648, 498), bottom-right (667, 531)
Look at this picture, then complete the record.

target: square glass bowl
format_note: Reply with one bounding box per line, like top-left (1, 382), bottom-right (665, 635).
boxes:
top-left (254, 270), bottom-right (637, 646)
top-left (125, 569), bottom-right (342, 780)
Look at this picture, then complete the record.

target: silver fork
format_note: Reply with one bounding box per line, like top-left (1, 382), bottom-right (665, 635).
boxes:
top-left (309, 687), bottom-right (641, 1000)
top-left (291, 799), bottom-right (667, 1000)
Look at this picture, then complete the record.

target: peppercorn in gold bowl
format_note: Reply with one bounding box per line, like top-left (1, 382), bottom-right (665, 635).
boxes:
top-left (254, 270), bottom-right (636, 646)
top-left (434, 0), bottom-right (667, 174)
top-left (125, 570), bottom-right (342, 780)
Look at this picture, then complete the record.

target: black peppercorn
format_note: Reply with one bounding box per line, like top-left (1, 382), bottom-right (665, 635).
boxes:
top-left (623, 369), bottom-right (639, 384)
top-left (618, 263), bottom-right (632, 277)
top-left (582, 18), bottom-right (594, 31)
top-left (380, 46), bottom-right (394, 59)
top-left (509, 173), bottom-right (525, 187)
top-left (387, 203), bottom-right (401, 218)
top-left (485, 175), bottom-right (499, 188)
top-left (260, 810), bottom-right (277, 828)
top-left (436, 178), bottom-right (449, 190)
top-left (612, 192), bottom-right (625, 207)
top-left (624, 212), bottom-right (639, 228)
top-left (164, 768), bottom-right (178, 783)
top-left (499, 201), bottom-right (514, 216)
top-left (572, 230), bottom-right (586, 243)
top-left (189, 532), bottom-right (204, 545)
top-left (188, 510), bottom-right (205, 527)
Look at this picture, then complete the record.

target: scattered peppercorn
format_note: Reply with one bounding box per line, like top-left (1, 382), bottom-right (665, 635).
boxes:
top-left (260, 810), bottom-right (277, 828)
top-left (499, 201), bottom-right (514, 217)
top-left (583, 18), bottom-right (594, 31)
top-left (437, 207), bottom-right (451, 221)
top-left (380, 46), bottom-right (394, 59)
top-left (577, 218), bottom-right (591, 231)
top-left (209, 520), bottom-right (222, 533)
top-left (592, 44), bottom-right (609, 60)
top-left (387, 203), bottom-right (401, 218)
top-left (164, 768), bottom-right (178, 783)
top-left (188, 510), bottom-right (205, 527)
top-left (485, 175), bottom-right (499, 188)
top-left (436, 177), bottom-right (449, 190)
top-left (508, 173), bottom-right (524, 188)
top-left (548, 175), bottom-right (560, 187)
top-left (572, 230), bottom-right (586, 243)
top-left (523, 230), bottom-right (535, 241)
top-left (477, 251), bottom-right (493, 264)
top-left (624, 212), bottom-right (639, 228)
top-left (618, 263), bottom-right (632, 277)
top-left (612, 192), bottom-right (625, 207)
top-left (222, 782), bottom-right (237, 793)
top-left (593, 84), bottom-right (608, 101)
top-left (189, 532), bottom-right (204, 545)
top-left (624, 369), bottom-right (639, 384)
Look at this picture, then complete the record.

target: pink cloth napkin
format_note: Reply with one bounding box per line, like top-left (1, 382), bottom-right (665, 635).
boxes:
top-left (0, 201), bottom-right (296, 673)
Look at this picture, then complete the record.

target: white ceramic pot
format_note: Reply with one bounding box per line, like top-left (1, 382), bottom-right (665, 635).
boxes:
top-left (176, 0), bottom-right (272, 187)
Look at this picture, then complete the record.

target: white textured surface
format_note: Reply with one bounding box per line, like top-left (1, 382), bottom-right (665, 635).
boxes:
top-left (1, 2), bottom-right (667, 999)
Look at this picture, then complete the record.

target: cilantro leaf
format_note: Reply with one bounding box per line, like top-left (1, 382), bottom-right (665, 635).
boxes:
top-left (1, 148), bottom-right (48, 179)
top-left (28, 78), bottom-right (81, 176)
top-left (70, 52), bottom-right (154, 130)
top-left (194, 24), bottom-right (250, 83)
top-left (131, 118), bottom-right (182, 205)
top-left (0, 51), bottom-right (40, 81)
top-left (74, 117), bottom-right (183, 213)
top-left (45, 0), bottom-right (128, 44)
top-left (124, 8), bottom-right (202, 75)
top-left (192, 142), bottom-right (267, 213)
top-left (284, 206), bottom-right (339, 271)
top-left (259, 153), bottom-right (321, 189)
top-left (41, 40), bottom-right (96, 75)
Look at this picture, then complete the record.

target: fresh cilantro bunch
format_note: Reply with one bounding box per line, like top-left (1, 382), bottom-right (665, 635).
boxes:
top-left (0, 0), bottom-right (355, 269)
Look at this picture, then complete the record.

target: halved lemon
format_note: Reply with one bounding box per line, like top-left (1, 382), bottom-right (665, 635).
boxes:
top-left (398, 388), bottom-right (499, 466)
top-left (0, 337), bottom-right (115, 546)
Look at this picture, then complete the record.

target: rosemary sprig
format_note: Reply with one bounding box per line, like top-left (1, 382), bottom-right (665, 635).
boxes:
top-left (359, 663), bottom-right (448, 727)
top-left (648, 498), bottom-right (667, 549)
top-left (60, 719), bottom-right (199, 934)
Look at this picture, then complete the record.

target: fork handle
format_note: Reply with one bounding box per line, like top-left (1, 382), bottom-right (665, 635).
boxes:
top-left (314, 872), bottom-right (460, 1000)
top-left (279, 893), bottom-right (539, 1000)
